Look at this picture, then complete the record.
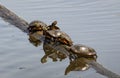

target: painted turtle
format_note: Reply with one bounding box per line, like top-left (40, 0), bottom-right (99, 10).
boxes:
top-left (27, 20), bottom-right (47, 42)
top-left (28, 20), bottom-right (47, 34)
top-left (27, 20), bottom-right (73, 46)
top-left (44, 30), bottom-right (73, 46)
top-left (65, 44), bottom-right (97, 59)
top-left (28, 20), bottom-right (60, 34)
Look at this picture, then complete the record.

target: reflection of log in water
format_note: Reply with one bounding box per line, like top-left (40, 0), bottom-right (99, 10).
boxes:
top-left (89, 61), bottom-right (120, 78)
top-left (0, 4), bottom-right (120, 78)
top-left (0, 4), bottom-right (29, 32)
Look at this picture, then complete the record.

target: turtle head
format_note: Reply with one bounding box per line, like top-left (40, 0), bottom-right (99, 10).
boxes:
top-left (51, 21), bottom-right (57, 26)
top-left (47, 21), bottom-right (60, 30)
top-left (28, 20), bottom-right (47, 34)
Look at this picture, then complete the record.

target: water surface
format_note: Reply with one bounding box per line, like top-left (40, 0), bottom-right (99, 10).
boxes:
top-left (0, 0), bottom-right (120, 78)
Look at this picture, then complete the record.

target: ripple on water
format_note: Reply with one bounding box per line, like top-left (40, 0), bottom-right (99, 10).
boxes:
top-left (0, 0), bottom-right (120, 78)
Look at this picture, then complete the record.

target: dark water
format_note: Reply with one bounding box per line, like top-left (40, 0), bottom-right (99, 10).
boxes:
top-left (0, 0), bottom-right (120, 78)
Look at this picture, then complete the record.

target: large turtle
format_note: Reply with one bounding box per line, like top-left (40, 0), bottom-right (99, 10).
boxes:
top-left (65, 44), bottom-right (97, 59)
top-left (44, 30), bottom-right (73, 46)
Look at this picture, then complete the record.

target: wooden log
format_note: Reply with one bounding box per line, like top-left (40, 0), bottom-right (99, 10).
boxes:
top-left (0, 4), bottom-right (29, 33)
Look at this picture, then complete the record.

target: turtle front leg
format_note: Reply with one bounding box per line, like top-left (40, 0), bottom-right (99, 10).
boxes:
top-left (68, 52), bottom-right (78, 61)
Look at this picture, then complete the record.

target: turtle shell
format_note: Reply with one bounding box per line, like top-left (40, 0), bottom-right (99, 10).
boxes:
top-left (45, 30), bottom-right (73, 46)
top-left (28, 20), bottom-right (47, 34)
top-left (70, 44), bottom-right (97, 58)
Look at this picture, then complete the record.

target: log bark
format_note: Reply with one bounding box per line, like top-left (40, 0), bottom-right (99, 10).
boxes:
top-left (0, 4), bottom-right (29, 33)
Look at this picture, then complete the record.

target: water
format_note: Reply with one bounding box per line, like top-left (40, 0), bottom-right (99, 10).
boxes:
top-left (0, 0), bottom-right (120, 78)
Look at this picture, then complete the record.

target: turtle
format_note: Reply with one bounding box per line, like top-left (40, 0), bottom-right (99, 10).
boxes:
top-left (44, 30), bottom-right (73, 46)
top-left (47, 21), bottom-right (60, 30)
top-left (27, 20), bottom-right (48, 42)
top-left (27, 20), bottom-right (47, 34)
top-left (65, 44), bottom-right (97, 59)
top-left (27, 20), bottom-right (73, 46)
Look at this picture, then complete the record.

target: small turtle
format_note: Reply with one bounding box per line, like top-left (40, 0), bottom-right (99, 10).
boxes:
top-left (47, 21), bottom-right (60, 30)
top-left (28, 20), bottom-right (47, 34)
top-left (44, 30), bottom-right (73, 46)
top-left (65, 44), bottom-right (97, 59)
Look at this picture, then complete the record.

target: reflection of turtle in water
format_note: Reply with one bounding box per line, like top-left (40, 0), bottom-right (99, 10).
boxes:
top-left (41, 41), bottom-right (67, 63)
top-left (65, 44), bottom-right (97, 60)
top-left (65, 57), bottom-right (96, 75)
top-left (28, 35), bottom-right (42, 47)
